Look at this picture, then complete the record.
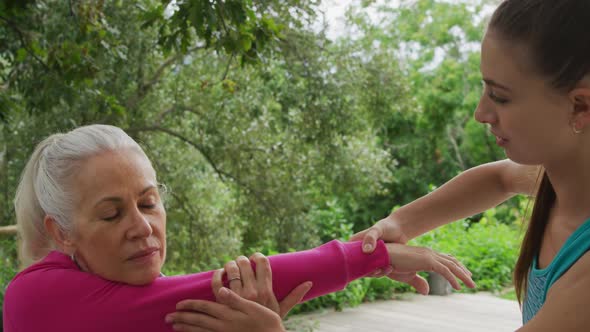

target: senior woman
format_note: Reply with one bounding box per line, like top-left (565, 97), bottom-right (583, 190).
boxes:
top-left (3, 124), bottom-right (474, 332)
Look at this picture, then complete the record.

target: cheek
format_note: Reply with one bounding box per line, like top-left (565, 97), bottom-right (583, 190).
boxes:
top-left (76, 227), bottom-right (122, 255)
top-left (156, 209), bottom-right (167, 262)
top-left (152, 206), bottom-right (166, 232)
top-left (152, 208), bottom-right (167, 244)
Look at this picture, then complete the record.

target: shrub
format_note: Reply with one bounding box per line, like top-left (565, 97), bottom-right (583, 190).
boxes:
top-left (0, 237), bottom-right (19, 332)
top-left (411, 216), bottom-right (522, 292)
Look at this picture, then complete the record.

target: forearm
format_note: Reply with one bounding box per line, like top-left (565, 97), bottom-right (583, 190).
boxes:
top-left (268, 240), bottom-right (390, 301)
top-left (392, 160), bottom-right (516, 240)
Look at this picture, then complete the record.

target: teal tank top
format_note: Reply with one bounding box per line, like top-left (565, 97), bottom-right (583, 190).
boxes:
top-left (522, 218), bottom-right (590, 323)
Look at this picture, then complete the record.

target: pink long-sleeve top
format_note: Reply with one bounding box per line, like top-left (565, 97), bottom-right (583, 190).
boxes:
top-left (3, 240), bottom-right (389, 332)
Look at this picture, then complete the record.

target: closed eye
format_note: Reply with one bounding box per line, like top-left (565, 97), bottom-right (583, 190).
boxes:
top-left (488, 90), bottom-right (509, 104)
top-left (103, 212), bottom-right (120, 222)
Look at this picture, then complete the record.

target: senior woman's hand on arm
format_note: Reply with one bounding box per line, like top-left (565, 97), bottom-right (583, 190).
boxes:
top-left (165, 253), bottom-right (312, 332)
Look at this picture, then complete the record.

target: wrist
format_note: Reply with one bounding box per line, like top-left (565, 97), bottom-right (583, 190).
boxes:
top-left (385, 213), bottom-right (410, 244)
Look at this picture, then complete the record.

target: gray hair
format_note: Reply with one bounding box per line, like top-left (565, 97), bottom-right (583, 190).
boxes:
top-left (14, 124), bottom-right (148, 267)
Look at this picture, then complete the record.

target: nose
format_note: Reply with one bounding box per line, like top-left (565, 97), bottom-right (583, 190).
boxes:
top-left (474, 98), bottom-right (497, 125)
top-left (126, 207), bottom-right (153, 240)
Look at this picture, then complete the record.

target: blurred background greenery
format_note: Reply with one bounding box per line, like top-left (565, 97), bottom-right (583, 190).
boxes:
top-left (1, 0), bottom-right (520, 328)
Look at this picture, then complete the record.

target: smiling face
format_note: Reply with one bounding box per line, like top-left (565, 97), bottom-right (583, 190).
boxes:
top-left (474, 30), bottom-right (577, 166)
top-left (65, 148), bottom-right (166, 285)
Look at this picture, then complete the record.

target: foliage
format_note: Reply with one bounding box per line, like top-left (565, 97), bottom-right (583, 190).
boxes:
top-left (0, 0), bottom-right (522, 321)
top-left (411, 205), bottom-right (523, 292)
top-left (0, 237), bottom-right (18, 331)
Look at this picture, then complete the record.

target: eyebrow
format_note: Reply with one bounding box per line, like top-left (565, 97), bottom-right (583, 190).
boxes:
top-left (94, 185), bottom-right (157, 207)
top-left (482, 79), bottom-right (512, 92)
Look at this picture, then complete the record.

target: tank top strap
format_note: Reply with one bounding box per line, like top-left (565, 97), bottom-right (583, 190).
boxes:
top-left (544, 218), bottom-right (590, 293)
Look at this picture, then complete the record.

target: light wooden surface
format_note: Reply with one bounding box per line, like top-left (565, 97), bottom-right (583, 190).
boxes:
top-left (287, 293), bottom-right (522, 332)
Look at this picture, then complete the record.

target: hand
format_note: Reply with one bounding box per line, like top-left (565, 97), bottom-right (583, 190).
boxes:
top-left (384, 243), bottom-right (476, 295)
top-left (349, 215), bottom-right (409, 277)
top-left (350, 215), bottom-right (409, 252)
top-left (165, 287), bottom-right (285, 332)
top-left (166, 253), bottom-right (313, 332)
top-left (216, 253), bottom-right (313, 318)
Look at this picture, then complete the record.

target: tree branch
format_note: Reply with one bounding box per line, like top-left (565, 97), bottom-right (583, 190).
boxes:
top-left (446, 125), bottom-right (465, 170)
top-left (125, 125), bottom-right (278, 214)
top-left (125, 45), bottom-right (206, 110)
top-left (221, 52), bottom-right (235, 81)
top-left (156, 105), bottom-right (203, 124)
top-left (126, 125), bottom-right (221, 174)
top-left (0, 15), bottom-right (51, 71)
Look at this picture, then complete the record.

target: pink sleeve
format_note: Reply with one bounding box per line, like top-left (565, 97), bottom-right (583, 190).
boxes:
top-left (269, 240), bottom-right (390, 301)
top-left (3, 240), bottom-right (389, 332)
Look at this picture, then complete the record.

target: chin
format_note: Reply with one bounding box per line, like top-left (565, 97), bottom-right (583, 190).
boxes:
top-left (504, 150), bottom-right (543, 166)
top-left (126, 269), bottom-right (162, 285)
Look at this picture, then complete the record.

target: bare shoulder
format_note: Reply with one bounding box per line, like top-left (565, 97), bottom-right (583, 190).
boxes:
top-left (519, 253), bottom-right (590, 331)
top-left (493, 159), bottom-right (541, 196)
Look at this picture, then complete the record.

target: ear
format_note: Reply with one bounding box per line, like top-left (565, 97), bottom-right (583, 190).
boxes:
top-left (568, 87), bottom-right (590, 130)
top-left (44, 216), bottom-right (75, 254)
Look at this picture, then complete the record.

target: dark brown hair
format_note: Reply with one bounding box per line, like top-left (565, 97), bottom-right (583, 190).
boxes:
top-left (489, 0), bottom-right (590, 303)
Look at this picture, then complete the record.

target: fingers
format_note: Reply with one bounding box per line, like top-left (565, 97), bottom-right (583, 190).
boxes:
top-left (348, 228), bottom-right (369, 242)
top-left (386, 243), bottom-right (476, 291)
top-left (434, 254), bottom-right (476, 289)
top-left (387, 271), bottom-right (429, 295)
top-left (367, 265), bottom-right (393, 278)
top-left (350, 224), bottom-right (382, 254)
top-left (251, 253), bottom-right (273, 304)
top-left (212, 269), bottom-right (224, 301)
top-left (360, 226), bottom-right (382, 253)
top-left (432, 260), bottom-right (459, 290)
top-left (278, 281), bottom-right (313, 318)
top-left (440, 253), bottom-right (473, 277)
top-left (235, 256), bottom-right (257, 301)
top-left (407, 274), bottom-right (429, 295)
top-left (216, 287), bottom-right (257, 313)
top-left (169, 324), bottom-right (210, 332)
top-left (224, 261), bottom-right (243, 296)
top-left (167, 312), bottom-right (217, 332)
top-left (167, 300), bottom-right (228, 330)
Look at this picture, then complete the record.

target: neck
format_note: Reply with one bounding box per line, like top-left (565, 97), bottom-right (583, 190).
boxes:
top-left (544, 152), bottom-right (590, 228)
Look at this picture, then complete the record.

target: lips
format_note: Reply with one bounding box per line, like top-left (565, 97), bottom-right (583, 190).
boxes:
top-left (128, 247), bottom-right (159, 261)
top-left (490, 130), bottom-right (508, 142)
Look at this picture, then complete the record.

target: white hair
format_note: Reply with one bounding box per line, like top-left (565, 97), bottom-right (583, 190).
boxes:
top-left (14, 124), bottom-right (148, 267)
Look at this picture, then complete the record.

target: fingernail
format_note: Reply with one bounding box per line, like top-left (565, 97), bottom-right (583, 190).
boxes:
top-left (306, 281), bottom-right (313, 288)
top-left (363, 244), bottom-right (373, 252)
top-left (165, 315), bottom-right (173, 323)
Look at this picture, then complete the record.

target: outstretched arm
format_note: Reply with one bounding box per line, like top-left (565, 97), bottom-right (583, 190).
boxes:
top-left (4, 240), bottom-right (473, 332)
top-left (165, 241), bottom-right (475, 332)
top-left (351, 159), bottom-right (540, 250)
top-left (3, 240), bottom-right (387, 332)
